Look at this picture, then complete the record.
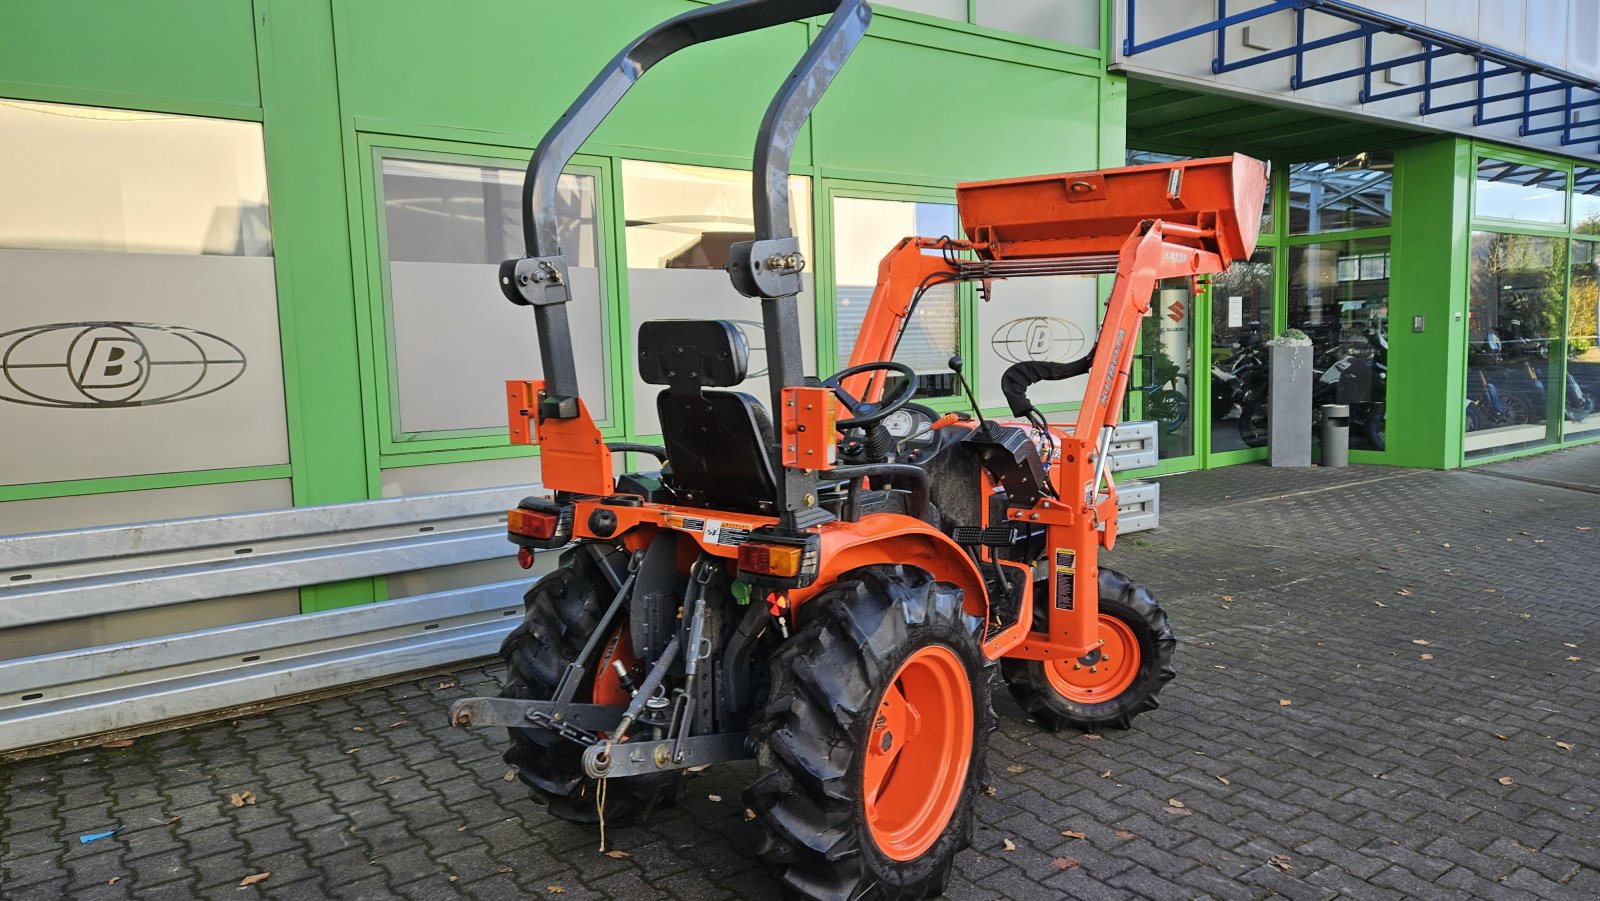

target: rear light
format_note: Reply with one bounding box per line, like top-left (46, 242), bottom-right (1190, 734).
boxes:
top-left (736, 530), bottom-right (821, 588)
top-left (516, 547), bottom-right (535, 569)
top-left (506, 499), bottom-right (572, 550)
top-left (508, 508), bottom-right (558, 540)
top-left (738, 542), bottom-right (804, 578)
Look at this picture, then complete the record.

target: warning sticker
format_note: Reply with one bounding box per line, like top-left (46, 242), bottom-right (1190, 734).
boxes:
top-left (1054, 548), bottom-right (1076, 611)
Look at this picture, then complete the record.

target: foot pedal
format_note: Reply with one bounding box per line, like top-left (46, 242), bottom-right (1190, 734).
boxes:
top-left (951, 525), bottom-right (1018, 548)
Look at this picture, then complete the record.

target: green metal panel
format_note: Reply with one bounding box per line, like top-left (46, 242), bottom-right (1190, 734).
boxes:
top-left (1387, 137), bottom-right (1471, 469)
top-left (254, 0), bottom-right (377, 611)
top-left (0, 0), bottom-right (261, 116)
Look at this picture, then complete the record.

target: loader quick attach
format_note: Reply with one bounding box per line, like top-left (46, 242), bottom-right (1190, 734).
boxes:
top-left (447, 1), bottom-right (1267, 897)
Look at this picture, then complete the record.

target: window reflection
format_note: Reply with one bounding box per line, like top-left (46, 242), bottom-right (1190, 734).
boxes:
top-left (1564, 241), bottom-right (1600, 440)
top-left (1288, 153), bottom-right (1392, 234)
top-left (1288, 238), bottom-right (1389, 450)
top-left (0, 98), bottom-right (272, 256)
top-left (833, 197), bottom-right (959, 398)
top-left (1209, 248), bottom-right (1274, 454)
top-left (622, 161), bottom-right (813, 436)
top-left (1475, 159), bottom-right (1568, 225)
top-left (1575, 167), bottom-right (1600, 236)
top-left (380, 158), bottom-right (609, 433)
top-left (1465, 232), bottom-right (1564, 456)
top-left (1129, 148), bottom-right (1274, 235)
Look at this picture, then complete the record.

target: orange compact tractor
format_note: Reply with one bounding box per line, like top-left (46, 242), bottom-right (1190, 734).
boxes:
top-left (448, 1), bottom-right (1267, 897)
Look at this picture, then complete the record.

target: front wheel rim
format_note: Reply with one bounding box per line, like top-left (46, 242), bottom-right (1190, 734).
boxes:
top-left (1043, 615), bottom-right (1141, 703)
top-left (862, 644), bottom-right (973, 862)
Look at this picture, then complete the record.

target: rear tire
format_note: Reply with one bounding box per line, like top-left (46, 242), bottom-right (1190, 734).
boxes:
top-left (499, 542), bottom-right (682, 826)
top-left (747, 565), bottom-right (995, 901)
top-left (1001, 568), bottom-right (1175, 732)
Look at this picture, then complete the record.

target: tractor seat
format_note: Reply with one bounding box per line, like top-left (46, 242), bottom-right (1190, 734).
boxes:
top-left (639, 319), bottom-right (778, 515)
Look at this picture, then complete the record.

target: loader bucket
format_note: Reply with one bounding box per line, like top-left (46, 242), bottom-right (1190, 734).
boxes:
top-left (956, 153), bottom-right (1268, 263)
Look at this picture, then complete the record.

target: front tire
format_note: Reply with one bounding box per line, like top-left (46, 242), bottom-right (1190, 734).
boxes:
top-left (1001, 568), bottom-right (1175, 732)
top-left (499, 542), bottom-right (682, 826)
top-left (747, 566), bottom-right (995, 901)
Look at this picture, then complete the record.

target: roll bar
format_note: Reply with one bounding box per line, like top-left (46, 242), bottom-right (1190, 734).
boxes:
top-left (499, 0), bottom-right (872, 421)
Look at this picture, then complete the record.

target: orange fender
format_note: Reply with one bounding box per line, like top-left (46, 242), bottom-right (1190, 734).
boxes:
top-left (791, 514), bottom-right (988, 621)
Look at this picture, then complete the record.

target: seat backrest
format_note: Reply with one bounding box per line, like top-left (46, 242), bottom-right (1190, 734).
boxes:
top-left (657, 390), bottom-right (778, 514)
top-left (638, 318), bottom-right (778, 513)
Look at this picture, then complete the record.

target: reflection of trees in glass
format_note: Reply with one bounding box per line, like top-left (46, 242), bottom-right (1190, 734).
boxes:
top-left (1571, 243), bottom-right (1598, 358)
top-left (1469, 233), bottom-right (1563, 349)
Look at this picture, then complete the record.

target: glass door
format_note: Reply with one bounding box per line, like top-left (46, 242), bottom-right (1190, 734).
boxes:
top-left (1134, 278), bottom-right (1198, 466)
top-left (1208, 248), bottom-right (1275, 457)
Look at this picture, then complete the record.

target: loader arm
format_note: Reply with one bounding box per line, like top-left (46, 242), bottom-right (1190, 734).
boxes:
top-left (845, 154), bottom-right (1268, 659)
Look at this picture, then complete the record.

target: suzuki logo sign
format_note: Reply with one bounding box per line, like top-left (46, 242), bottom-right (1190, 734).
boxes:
top-left (0, 322), bottom-right (247, 408)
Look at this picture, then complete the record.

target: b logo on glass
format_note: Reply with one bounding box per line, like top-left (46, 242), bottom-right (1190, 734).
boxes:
top-left (0, 322), bottom-right (247, 408)
top-left (991, 317), bottom-right (1089, 365)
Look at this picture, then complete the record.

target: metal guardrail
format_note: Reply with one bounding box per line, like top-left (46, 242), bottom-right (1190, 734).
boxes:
top-left (0, 487), bottom-right (537, 753)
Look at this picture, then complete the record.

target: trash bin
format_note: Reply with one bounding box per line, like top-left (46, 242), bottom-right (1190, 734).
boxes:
top-left (1320, 403), bottom-right (1350, 467)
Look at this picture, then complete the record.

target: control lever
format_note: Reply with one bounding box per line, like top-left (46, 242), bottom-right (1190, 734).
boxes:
top-left (948, 355), bottom-right (993, 433)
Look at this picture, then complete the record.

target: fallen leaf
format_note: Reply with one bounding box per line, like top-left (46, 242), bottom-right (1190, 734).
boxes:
top-left (1374, 601), bottom-right (1388, 608)
top-left (1052, 856), bottom-right (1080, 871)
top-left (1279, 699), bottom-right (1292, 707)
top-left (1268, 855), bottom-right (1292, 872)
top-left (1518, 612), bottom-right (1530, 619)
top-left (239, 873), bottom-right (270, 887)
top-left (1493, 733), bottom-right (1509, 741)
top-left (1568, 656), bottom-right (1582, 662)
top-left (101, 740), bottom-right (134, 749)
top-left (380, 775), bottom-right (402, 785)
top-left (1006, 764), bottom-right (1025, 773)
top-left (1221, 595), bottom-right (1234, 601)
top-left (547, 887), bottom-right (565, 895)
top-left (1167, 798), bottom-right (1186, 809)
top-left (707, 794), bottom-right (722, 802)
top-left (1098, 770), bottom-right (1112, 779)
top-left (1579, 526), bottom-right (1592, 531)
top-left (1216, 775), bottom-right (1230, 785)
top-left (1082, 733), bottom-right (1102, 741)
top-left (1114, 830), bottom-right (1137, 840)
top-left (1497, 776), bottom-right (1514, 785)
top-left (1002, 838), bottom-right (1017, 852)
top-left (345, 748), bottom-right (361, 754)
top-left (604, 850), bottom-right (630, 859)
top-left (1557, 741), bottom-right (1575, 750)
top-left (388, 721), bottom-right (407, 728)
top-left (744, 808), bottom-right (757, 821)
top-left (1564, 643), bottom-right (1579, 649)
top-left (437, 682), bottom-right (457, 690)
top-left (504, 769), bottom-right (518, 782)
top-left (497, 866), bottom-right (515, 874)
top-left (1061, 830), bottom-right (1086, 839)
top-left (351, 726), bottom-right (364, 733)
top-left (448, 876), bottom-right (458, 882)
top-left (1441, 543), bottom-right (1451, 548)
top-left (1412, 639), bottom-right (1431, 646)
top-left (163, 816), bottom-right (181, 826)
top-left (108, 877), bottom-right (121, 886)
top-left (229, 791), bottom-right (257, 808)
top-left (1420, 654), bottom-right (1435, 660)
top-left (1397, 589), bottom-right (1413, 597)
top-left (983, 785), bottom-right (997, 797)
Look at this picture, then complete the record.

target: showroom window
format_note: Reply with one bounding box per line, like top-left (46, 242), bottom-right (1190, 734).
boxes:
top-left (1475, 158), bottom-right (1568, 226)
top-left (622, 160), bottom-right (812, 436)
top-left (1566, 239), bottom-right (1600, 442)
top-left (1575, 166), bottom-right (1600, 236)
top-left (377, 156), bottom-right (610, 439)
top-left (0, 99), bottom-right (288, 491)
top-left (1464, 232), bottom-right (1564, 457)
top-left (1287, 153), bottom-right (1392, 235)
top-left (833, 197), bottom-right (961, 398)
top-left (1287, 237), bottom-right (1390, 451)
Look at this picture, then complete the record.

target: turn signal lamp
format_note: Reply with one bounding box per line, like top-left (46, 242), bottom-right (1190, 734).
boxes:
top-left (738, 542), bottom-right (804, 578)
top-left (508, 508), bottom-right (558, 540)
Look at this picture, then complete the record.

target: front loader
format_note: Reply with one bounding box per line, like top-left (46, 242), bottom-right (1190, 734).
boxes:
top-left (447, 1), bottom-right (1267, 897)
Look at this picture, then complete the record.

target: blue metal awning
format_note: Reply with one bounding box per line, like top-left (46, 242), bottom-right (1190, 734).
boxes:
top-left (1122, 0), bottom-right (1600, 155)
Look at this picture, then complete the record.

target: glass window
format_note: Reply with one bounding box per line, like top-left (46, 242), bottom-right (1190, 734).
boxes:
top-left (1132, 149), bottom-right (1274, 235)
top-left (0, 99), bottom-right (288, 489)
top-left (1475, 158), bottom-right (1568, 225)
top-left (1138, 280), bottom-right (1197, 460)
top-left (1465, 232), bottom-right (1564, 456)
top-left (975, 0), bottom-right (1099, 48)
top-left (1575, 166), bottom-right (1600, 236)
top-left (1288, 237), bottom-right (1390, 450)
top-left (887, 0), bottom-right (967, 21)
top-left (833, 197), bottom-right (959, 398)
top-left (379, 157), bottom-right (608, 435)
top-left (1564, 240), bottom-right (1600, 441)
top-left (622, 161), bottom-right (812, 436)
top-left (1209, 248), bottom-right (1274, 454)
top-left (975, 276), bottom-right (1099, 412)
top-left (1288, 153), bottom-right (1392, 234)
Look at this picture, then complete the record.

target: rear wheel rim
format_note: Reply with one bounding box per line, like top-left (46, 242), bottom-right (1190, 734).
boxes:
top-left (863, 644), bottom-right (973, 862)
top-left (1043, 615), bottom-right (1141, 703)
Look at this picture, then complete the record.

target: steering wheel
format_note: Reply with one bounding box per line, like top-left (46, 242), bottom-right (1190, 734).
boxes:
top-left (820, 361), bottom-right (919, 430)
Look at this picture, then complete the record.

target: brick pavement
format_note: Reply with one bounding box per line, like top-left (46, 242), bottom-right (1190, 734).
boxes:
top-left (3, 446), bottom-right (1599, 900)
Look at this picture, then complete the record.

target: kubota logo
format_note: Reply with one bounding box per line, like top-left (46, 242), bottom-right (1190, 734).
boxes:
top-left (0, 322), bottom-right (247, 408)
